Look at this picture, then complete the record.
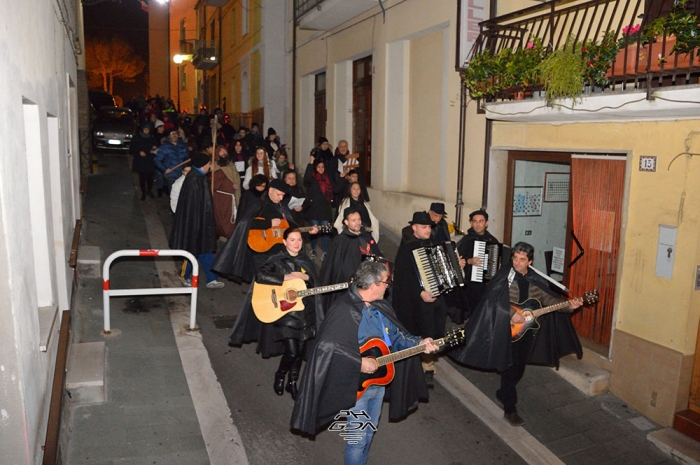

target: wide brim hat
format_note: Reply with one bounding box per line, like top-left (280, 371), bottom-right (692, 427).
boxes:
top-left (408, 211), bottom-right (433, 226)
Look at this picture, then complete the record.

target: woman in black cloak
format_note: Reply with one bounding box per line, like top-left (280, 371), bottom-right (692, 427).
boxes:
top-left (228, 228), bottom-right (324, 399)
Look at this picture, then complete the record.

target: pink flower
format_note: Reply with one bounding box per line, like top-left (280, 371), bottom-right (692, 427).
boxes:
top-left (622, 25), bottom-right (630, 34)
top-left (526, 42), bottom-right (534, 49)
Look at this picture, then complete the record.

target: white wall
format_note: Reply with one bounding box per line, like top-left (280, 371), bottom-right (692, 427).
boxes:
top-left (0, 0), bottom-right (81, 462)
top-left (262, 0), bottom-right (287, 139)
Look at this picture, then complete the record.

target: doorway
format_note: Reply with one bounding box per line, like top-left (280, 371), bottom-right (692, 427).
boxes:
top-left (353, 56), bottom-right (372, 186)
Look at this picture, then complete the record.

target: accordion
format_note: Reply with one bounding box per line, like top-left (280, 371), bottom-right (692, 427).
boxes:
top-left (412, 241), bottom-right (465, 296)
top-left (471, 241), bottom-right (504, 283)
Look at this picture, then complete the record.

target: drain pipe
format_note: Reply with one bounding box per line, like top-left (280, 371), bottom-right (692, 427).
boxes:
top-left (291, 11), bottom-right (298, 167)
top-left (455, 82), bottom-right (467, 230)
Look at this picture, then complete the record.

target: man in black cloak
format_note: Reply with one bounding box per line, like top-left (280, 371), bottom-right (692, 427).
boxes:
top-left (290, 261), bottom-right (439, 464)
top-left (455, 209), bottom-right (500, 320)
top-left (169, 152), bottom-right (225, 288)
top-left (393, 211), bottom-right (464, 388)
top-left (212, 178), bottom-right (314, 282)
top-left (319, 207), bottom-right (382, 306)
top-left (450, 241), bottom-right (582, 427)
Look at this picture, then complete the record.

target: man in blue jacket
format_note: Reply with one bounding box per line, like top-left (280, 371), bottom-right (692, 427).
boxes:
top-left (154, 130), bottom-right (189, 195)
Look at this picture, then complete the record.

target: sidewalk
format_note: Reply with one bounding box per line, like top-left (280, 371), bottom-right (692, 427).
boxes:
top-left (65, 153), bottom-right (246, 465)
top-left (64, 152), bottom-right (696, 464)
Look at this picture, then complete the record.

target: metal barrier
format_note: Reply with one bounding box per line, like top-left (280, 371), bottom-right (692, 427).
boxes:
top-left (103, 249), bottom-right (199, 333)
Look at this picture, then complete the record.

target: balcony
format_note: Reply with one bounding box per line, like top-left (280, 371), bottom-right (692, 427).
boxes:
top-left (204, 0), bottom-right (230, 6)
top-left (192, 40), bottom-right (218, 70)
top-left (295, 0), bottom-right (379, 31)
top-left (460, 0), bottom-right (700, 122)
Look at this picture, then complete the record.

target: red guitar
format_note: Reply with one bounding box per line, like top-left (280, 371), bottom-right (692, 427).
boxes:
top-left (356, 328), bottom-right (465, 399)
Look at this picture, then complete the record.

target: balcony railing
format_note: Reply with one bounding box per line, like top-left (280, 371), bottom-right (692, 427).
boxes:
top-left (192, 40), bottom-right (218, 71)
top-left (295, 0), bottom-right (322, 20)
top-left (463, 0), bottom-right (700, 101)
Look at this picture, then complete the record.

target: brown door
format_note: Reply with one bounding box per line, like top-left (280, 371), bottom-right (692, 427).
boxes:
top-left (568, 155), bottom-right (626, 347)
top-left (314, 72), bottom-right (327, 144)
top-left (353, 56), bottom-right (372, 186)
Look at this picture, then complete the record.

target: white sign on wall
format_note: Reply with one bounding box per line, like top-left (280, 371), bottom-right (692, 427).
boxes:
top-left (457, 0), bottom-right (488, 68)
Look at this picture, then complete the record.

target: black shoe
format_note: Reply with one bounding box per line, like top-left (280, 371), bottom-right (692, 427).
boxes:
top-left (424, 370), bottom-right (435, 389)
top-left (286, 379), bottom-right (298, 400)
top-left (504, 412), bottom-right (525, 427)
top-left (273, 373), bottom-right (285, 396)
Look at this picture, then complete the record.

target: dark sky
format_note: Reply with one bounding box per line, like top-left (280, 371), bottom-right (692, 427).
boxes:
top-left (83, 0), bottom-right (150, 102)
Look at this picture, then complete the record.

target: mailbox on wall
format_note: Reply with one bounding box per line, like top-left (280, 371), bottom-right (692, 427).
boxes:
top-left (655, 225), bottom-right (677, 279)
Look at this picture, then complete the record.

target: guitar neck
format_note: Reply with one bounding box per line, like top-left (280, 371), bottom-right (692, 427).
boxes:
top-left (297, 282), bottom-right (349, 297)
top-left (375, 337), bottom-right (447, 367)
top-left (531, 299), bottom-right (575, 318)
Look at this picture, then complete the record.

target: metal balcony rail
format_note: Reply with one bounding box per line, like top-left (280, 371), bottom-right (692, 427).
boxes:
top-left (295, 0), bottom-right (323, 21)
top-left (102, 249), bottom-right (199, 333)
top-left (179, 40), bottom-right (194, 55)
top-left (463, 0), bottom-right (700, 97)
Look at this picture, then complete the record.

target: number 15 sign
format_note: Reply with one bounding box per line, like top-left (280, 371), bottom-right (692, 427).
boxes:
top-left (639, 156), bottom-right (657, 172)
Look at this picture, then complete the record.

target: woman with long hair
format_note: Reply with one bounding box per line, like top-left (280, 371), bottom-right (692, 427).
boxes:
top-left (333, 181), bottom-right (379, 243)
top-left (227, 228), bottom-right (324, 399)
top-left (304, 156), bottom-right (334, 259)
top-left (243, 146), bottom-right (279, 189)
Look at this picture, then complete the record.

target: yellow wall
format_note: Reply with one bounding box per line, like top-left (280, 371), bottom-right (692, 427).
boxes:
top-left (491, 120), bottom-right (700, 354)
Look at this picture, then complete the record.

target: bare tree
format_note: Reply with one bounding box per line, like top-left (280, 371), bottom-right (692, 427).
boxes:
top-left (86, 36), bottom-right (146, 95)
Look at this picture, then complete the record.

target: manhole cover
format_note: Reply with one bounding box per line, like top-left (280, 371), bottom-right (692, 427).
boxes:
top-left (212, 315), bottom-right (237, 329)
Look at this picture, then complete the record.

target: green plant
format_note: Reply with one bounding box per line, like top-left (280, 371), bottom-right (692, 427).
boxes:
top-left (582, 31), bottom-right (619, 87)
top-left (461, 49), bottom-right (505, 98)
top-left (536, 36), bottom-right (587, 104)
top-left (644, 0), bottom-right (700, 55)
top-left (503, 38), bottom-right (547, 90)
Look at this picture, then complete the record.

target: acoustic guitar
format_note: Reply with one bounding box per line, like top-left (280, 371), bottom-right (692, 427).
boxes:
top-left (356, 328), bottom-right (465, 399)
top-left (247, 218), bottom-right (333, 253)
top-left (510, 290), bottom-right (599, 342)
top-left (252, 277), bottom-right (350, 323)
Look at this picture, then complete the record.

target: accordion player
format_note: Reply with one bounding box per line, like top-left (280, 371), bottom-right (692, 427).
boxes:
top-left (411, 241), bottom-right (465, 295)
top-left (470, 241), bottom-right (505, 283)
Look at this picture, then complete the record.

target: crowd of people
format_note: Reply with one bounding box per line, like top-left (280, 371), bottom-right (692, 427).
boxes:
top-left (125, 98), bottom-right (584, 464)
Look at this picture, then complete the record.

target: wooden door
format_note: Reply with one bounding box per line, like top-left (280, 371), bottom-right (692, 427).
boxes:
top-left (314, 72), bottom-right (327, 144)
top-left (568, 155), bottom-right (626, 347)
top-left (353, 56), bottom-right (372, 186)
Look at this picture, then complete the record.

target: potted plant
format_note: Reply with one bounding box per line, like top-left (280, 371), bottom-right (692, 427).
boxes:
top-left (609, 23), bottom-right (643, 76)
top-left (503, 38), bottom-right (547, 98)
top-left (536, 36), bottom-right (587, 104)
top-left (642, 0), bottom-right (699, 70)
top-left (461, 49), bottom-right (506, 99)
top-left (582, 31), bottom-right (619, 89)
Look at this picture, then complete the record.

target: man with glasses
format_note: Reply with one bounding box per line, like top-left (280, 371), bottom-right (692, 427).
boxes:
top-left (291, 260), bottom-right (439, 465)
top-left (393, 211), bottom-right (465, 388)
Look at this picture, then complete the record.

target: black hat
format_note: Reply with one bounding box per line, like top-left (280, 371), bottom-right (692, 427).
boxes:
top-left (191, 153), bottom-right (210, 168)
top-left (269, 178), bottom-right (291, 194)
top-left (469, 209), bottom-right (489, 221)
top-left (267, 127), bottom-right (276, 136)
top-left (408, 211), bottom-right (433, 226)
top-left (429, 202), bottom-right (446, 216)
top-left (343, 206), bottom-right (360, 219)
top-left (318, 136), bottom-right (328, 145)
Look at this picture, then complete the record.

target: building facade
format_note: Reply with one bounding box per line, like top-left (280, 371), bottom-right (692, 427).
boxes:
top-left (0, 0), bottom-right (84, 462)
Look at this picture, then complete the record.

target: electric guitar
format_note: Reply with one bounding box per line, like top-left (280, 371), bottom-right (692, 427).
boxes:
top-left (510, 290), bottom-right (599, 342)
top-left (247, 218), bottom-right (334, 253)
top-left (356, 328), bottom-right (465, 399)
top-left (251, 277), bottom-right (349, 323)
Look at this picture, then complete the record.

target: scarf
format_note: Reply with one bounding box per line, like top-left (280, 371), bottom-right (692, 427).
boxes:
top-left (312, 170), bottom-right (333, 204)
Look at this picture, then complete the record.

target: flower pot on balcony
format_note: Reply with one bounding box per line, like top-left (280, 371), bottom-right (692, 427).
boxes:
top-left (649, 37), bottom-right (693, 71)
top-left (609, 45), bottom-right (640, 76)
top-left (611, 37), bottom-right (695, 75)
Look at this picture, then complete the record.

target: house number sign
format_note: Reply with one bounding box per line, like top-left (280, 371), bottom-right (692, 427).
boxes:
top-left (639, 156), bottom-right (657, 172)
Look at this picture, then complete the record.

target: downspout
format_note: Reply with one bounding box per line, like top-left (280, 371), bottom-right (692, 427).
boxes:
top-left (481, 118), bottom-right (492, 208)
top-left (218, 7), bottom-right (223, 108)
top-left (455, 81), bottom-right (467, 230)
top-left (292, 4), bottom-right (298, 167)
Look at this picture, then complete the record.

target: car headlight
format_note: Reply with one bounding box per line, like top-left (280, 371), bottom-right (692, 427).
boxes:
top-left (126, 134), bottom-right (133, 139)
top-left (95, 131), bottom-right (104, 136)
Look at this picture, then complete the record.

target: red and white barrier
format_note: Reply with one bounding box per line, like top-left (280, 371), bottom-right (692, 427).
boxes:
top-left (102, 249), bottom-right (199, 333)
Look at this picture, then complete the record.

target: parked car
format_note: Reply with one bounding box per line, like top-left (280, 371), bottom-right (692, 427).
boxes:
top-left (92, 107), bottom-right (137, 151)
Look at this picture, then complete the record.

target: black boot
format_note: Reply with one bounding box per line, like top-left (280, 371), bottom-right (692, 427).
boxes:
top-left (286, 374), bottom-right (298, 400)
top-left (274, 371), bottom-right (286, 396)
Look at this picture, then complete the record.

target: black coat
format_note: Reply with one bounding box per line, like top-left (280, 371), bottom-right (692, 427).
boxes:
top-left (456, 227), bottom-right (500, 280)
top-left (290, 285), bottom-right (428, 436)
top-left (303, 164), bottom-right (334, 221)
top-left (392, 237), bottom-right (449, 338)
top-left (168, 169), bottom-right (217, 255)
top-left (228, 250), bottom-right (324, 358)
top-left (319, 228), bottom-right (382, 307)
top-left (450, 264), bottom-right (582, 372)
top-left (130, 133), bottom-right (157, 174)
top-left (432, 218), bottom-right (451, 243)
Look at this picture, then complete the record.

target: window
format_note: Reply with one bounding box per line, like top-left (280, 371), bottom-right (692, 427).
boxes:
top-left (230, 10), bottom-right (236, 43)
top-left (242, 0), bottom-right (249, 35)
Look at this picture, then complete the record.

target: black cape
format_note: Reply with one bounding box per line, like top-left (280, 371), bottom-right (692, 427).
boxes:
top-left (228, 250), bottom-right (324, 358)
top-left (392, 237), bottom-right (449, 338)
top-left (450, 264), bottom-right (582, 372)
top-left (290, 285), bottom-right (428, 436)
top-left (319, 228), bottom-right (382, 306)
top-left (212, 195), bottom-right (296, 283)
top-left (169, 169), bottom-right (217, 255)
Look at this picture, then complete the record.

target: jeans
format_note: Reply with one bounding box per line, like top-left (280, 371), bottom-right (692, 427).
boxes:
top-left (183, 253), bottom-right (218, 284)
top-left (309, 219), bottom-right (329, 253)
top-left (344, 385), bottom-right (384, 465)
